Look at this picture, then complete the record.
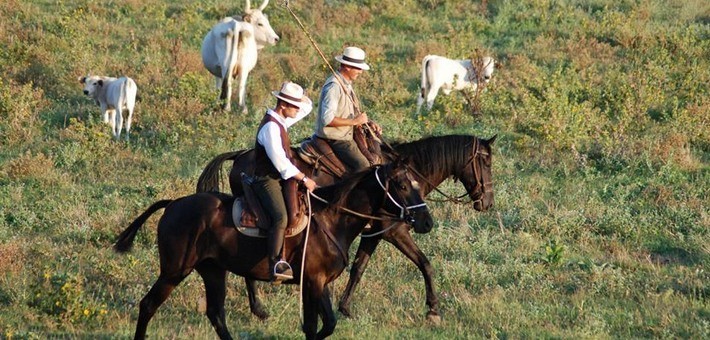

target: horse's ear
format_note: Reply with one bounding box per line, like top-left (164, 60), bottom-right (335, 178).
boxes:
top-left (393, 155), bottom-right (413, 170)
top-left (381, 143), bottom-right (399, 162)
top-left (487, 134), bottom-right (497, 145)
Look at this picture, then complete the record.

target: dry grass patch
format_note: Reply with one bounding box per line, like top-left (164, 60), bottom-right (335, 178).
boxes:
top-left (3, 151), bottom-right (66, 185)
top-left (0, 242), bottom-right (26, 276)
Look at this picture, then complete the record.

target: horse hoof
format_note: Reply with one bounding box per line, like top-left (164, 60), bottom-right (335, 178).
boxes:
top-left (426, 312), bottom-right (441, 326)
top-left (253, 309), bottom-right (269, 321)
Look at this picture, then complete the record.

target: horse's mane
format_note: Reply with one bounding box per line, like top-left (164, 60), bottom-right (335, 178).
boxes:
top-left (311, 164), bottom-right (382, 209)
top-left (392, 135), bottom-right (476, 179)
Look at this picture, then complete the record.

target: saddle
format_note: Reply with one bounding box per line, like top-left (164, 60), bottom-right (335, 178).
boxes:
top-left (297, 135), bottom-right (347, 178)
top-left (297, 123), bottom-right (383, 176)
top-left (235, 174), bottom-right (309, 238)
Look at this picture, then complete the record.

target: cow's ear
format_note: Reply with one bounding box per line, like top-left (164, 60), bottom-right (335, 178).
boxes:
top-left (97, 80), bottom-right (103, 87)
top-left (243, 14), bottom-right (253, 23)
top-left (79, 77), bottom-right (86, 84)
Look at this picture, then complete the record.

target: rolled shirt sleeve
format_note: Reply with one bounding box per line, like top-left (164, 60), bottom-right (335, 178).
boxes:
top-left (318, 81), bottom-right (339, 127)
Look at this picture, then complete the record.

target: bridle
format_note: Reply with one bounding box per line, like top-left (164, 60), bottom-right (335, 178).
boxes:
top-left (309, 165), bottom-right (428, 224)
top-left (375, 165), bottom-right (428, 222)
top-left (410, 138), bottom-right (493, 205)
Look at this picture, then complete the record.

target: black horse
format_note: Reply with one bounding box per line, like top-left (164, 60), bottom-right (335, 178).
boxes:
top-left (115, 159), bottom-right (433, 339)
top-left (196, 134), bottom-right (496, 322)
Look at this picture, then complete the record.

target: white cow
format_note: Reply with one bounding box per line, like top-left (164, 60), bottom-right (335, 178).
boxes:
top-left (416, 55), bottom-right (496, 113)
top-left (201, 0), bottom-right (279, 113)
top-left (80, 74), bottom-right (138, 140)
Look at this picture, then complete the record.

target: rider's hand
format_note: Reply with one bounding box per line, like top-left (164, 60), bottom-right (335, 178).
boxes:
top-left (353, 113), bottom-right (368, 126)
top-left (369, 121), bottom-right (382, 136)
top-left (304, 178), bottom-right (317, 192)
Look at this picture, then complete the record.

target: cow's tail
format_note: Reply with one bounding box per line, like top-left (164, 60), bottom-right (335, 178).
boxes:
top-left (114, 199), bottom-right (172, 253)
top-left (220, 22), bottom-right (240, 103)
top-left (420, 55), bottom-right (434, 101)
top-left (195, 149), bottom-right (250, 193)
top-left (119, 78), bottom-right (126, 103)
top-left (119, 78), bottom-right (130, 113)
top-left (235, 28), bottom-right (252, 71)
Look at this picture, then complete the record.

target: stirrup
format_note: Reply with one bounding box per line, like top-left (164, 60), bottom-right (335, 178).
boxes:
top-left (273, 260), bottom-right (294, 280)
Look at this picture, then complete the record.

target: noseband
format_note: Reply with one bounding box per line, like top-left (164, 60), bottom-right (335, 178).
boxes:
top-left (374, 165), bottom-right (428, 222)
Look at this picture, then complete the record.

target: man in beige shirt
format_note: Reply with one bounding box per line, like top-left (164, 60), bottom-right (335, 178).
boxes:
top-left (315, 46), bottom-right (381, 173)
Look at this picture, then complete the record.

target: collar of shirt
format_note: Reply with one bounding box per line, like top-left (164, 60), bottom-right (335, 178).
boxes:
top-left (336, 71), bottom-right (353, 88)
top-left (266, 109), bottom-right (288, 130)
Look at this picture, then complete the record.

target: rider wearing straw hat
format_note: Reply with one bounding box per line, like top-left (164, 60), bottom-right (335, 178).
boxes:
top-left (315, 46), bottom-right (382, 173)
top-left (252, 81), bottom-right (317, 282)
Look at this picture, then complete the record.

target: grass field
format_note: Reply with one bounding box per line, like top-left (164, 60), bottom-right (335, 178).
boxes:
top-left (0, 0), bottom-right (708, 338)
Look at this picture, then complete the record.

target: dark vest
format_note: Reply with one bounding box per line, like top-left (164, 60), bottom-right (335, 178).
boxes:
top-left (254, 114), bottom-right (294, 178)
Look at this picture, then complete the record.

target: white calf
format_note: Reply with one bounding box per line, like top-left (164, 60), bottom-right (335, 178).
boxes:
top-left (80, 75), bottom-right (138, 140)
top-left (201, 0), bottom-right (279, 113)
top-left (416, 55), bottom-right (496, 113)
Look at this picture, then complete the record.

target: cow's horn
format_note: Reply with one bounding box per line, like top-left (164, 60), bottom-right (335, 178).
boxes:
top-left (259, 0), bottom-right (269, 11)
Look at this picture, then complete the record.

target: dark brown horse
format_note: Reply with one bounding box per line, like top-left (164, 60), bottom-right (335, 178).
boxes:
top-left (195, 134), bottom-right (495, 323)
top-left (115, 159), bottom-right (433, 339)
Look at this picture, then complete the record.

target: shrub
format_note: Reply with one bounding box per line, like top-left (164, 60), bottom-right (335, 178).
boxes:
top-left (0, 77), bottom-right (46, 147)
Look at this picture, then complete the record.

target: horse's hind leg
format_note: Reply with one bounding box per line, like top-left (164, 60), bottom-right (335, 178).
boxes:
top-left (135, 274), bottom-right (187, 339)
top-left (197, 265), bottom-right (233, 340)
top-left (245, 278), bottom-right (269, 320)
top-left (338, 234), bottom-right (383, 317)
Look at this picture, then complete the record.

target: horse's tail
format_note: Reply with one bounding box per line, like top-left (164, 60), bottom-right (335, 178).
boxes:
top-left (196, 150), bottom-right (249, 193)
top-left (114, 199), bottom-right (172, 253)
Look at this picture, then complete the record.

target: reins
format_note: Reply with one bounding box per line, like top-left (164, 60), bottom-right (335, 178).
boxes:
top-left (307, 166), bottom-right (425, 222)
top-left (298, 188), bottom-right (313, 323)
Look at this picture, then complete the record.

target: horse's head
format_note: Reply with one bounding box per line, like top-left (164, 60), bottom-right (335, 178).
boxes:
top-left (460, 135), bottom-right (496, 211)
top-left (378, 157), bottom-right (434, 233)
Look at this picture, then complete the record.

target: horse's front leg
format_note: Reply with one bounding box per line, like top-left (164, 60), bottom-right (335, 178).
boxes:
top-left (338, 231), bottom-right (384, 317)
top-left (301, 287), bottom-right (320, 339)
top-left (384, 225), bottom-right (441, 325)
top-left (301, 283), bottom-right (337, 340)
top-left (244, 277), bottom-right (269, 320)
top-left (316, 284), bottom-right (337, 339)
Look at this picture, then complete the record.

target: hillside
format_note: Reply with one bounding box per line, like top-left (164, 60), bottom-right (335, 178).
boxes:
top-left (1, 0), bottom-right (708, 338)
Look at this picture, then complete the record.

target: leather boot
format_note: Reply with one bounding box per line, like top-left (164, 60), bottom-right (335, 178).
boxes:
top-left (267, 227), bottom-right (293, 282)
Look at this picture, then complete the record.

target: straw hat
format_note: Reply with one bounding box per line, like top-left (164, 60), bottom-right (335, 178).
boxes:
top-left (335, 46), bottom-right (371, 70)
top-left (271, 82), bottom-right (310, 109)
